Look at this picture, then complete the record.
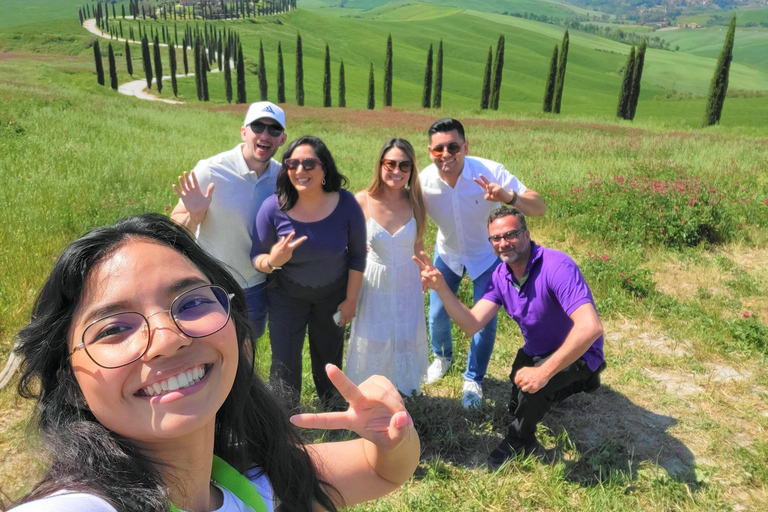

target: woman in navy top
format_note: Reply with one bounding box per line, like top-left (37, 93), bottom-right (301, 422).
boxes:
top-left (251, 136), bottom-right (366, 410)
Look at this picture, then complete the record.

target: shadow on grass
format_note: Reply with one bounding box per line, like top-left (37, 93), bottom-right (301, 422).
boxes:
top-left (291, 377), bottom-right (702, 491)
top-left (407, 378), bottom-right (701, 490)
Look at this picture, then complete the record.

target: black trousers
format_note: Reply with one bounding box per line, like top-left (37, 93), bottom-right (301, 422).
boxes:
top-left (508, 348), bottom-right (605, 441)
top-left (266, 276), bottom-right (347, 409)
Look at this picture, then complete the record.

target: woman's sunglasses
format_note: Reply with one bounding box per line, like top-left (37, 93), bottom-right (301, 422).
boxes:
top-left (284, 158), bottom-right (322, 171)
top-left (381, 159), bottom-right (413, 173)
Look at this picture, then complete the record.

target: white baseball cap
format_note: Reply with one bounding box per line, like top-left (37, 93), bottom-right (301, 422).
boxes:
top-left (243, 101), bottom-right (286, 130)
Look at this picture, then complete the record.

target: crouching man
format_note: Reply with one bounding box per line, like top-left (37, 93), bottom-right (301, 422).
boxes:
top-left (414, 206), bottom-right (606, 468)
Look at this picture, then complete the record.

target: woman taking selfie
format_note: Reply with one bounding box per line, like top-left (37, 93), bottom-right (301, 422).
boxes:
top-left (251, 136), bottom-right (366, 410)
top-left (345, 138), bottom-right (429, 396)
top-left (7, 214), bottom-right (418, 512)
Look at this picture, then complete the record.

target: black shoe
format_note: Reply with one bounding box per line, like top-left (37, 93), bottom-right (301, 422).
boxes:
top-left (487, 434), bottom-right (541, 470)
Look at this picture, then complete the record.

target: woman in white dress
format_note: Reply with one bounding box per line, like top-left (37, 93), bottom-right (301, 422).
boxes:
top-left (346, 138), bottom-right (429, 396)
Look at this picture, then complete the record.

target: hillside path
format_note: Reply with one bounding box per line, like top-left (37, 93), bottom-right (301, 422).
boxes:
top-left (83, 18), bottom-right (227, 105)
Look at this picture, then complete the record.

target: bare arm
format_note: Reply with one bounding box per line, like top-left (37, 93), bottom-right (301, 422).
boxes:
top-left (337, 269), bottom-right (363, 326)
top-left (413, 252), bottom-right (500, 336)
top-left (292, 366), bottom-right (420, 508)
top-left (472, 175), bottom-right (547, 217)
top-left (514, 302), bottom-right (603, 393)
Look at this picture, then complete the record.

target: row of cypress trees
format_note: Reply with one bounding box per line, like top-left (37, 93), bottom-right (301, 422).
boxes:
top-left (543, 30), bottom-right (570, 114)
top-left (81, 0), bottom-right (296, 26)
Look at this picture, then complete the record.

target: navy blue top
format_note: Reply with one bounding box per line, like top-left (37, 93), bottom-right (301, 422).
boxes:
top-left (251, 189), bottom-right (367, 288)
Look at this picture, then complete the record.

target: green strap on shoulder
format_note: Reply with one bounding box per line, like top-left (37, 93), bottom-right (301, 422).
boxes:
top-left (168, 455), bottom-right (269, 512)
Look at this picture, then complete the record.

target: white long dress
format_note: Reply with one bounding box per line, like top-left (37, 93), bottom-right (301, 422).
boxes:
top-left (345, 207), bottom-right (429, 396)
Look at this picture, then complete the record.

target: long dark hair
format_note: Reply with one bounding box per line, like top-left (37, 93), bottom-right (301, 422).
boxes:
top-left (276, 136), bottom-right (348, 211)
top-left (11, 214), bottom-right (339, 512)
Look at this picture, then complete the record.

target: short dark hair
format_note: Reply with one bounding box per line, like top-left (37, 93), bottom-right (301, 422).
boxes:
top-left (276, 136), bottom-right (349, 211)
top-left (428, 118), bottom-right (465, 142)
top-left (487, 205), bottom-right (527, 231)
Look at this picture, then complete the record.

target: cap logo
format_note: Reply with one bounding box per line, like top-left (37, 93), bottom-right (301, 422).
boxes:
top-left (262, 105), bottom-right (275, 113)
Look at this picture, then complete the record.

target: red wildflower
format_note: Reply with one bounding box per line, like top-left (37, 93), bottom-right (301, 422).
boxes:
top-left (164, 205), bottom-right (170, 211)
top-left (620, 273), bottom-right (625, 277)
top-left (743, 312), bottom-right (751, 318)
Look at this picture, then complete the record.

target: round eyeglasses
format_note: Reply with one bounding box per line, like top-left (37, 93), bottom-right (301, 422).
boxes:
top-left (70, 285), bottom-right (234, 369)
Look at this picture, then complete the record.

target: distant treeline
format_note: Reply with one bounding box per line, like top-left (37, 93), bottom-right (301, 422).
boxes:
top-left (80, 0), bottom-right (296, 25)
top-left (505, 12), bottom-right (672, 50)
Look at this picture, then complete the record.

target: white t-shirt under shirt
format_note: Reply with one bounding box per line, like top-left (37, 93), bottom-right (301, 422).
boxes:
top-left (8, 468), bottom-right (276, 512)
top-left (182, 144), bottom-right (280, 289)
top-left (419, 155), bottom-right (527, 280)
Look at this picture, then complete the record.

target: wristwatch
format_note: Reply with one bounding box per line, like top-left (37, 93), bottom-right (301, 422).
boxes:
top-left (266, 260), bottom-right (282, 272)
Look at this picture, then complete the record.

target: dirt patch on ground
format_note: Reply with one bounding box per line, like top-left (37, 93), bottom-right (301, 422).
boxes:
top-left (0, 51), bottom-right (80, 63)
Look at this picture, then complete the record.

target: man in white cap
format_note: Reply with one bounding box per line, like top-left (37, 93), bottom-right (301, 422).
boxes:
top-left (171, 101), bottom-right (287, 339)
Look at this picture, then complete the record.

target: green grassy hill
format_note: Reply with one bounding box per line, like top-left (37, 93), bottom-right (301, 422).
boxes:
top-left (6, 1), bottom-right (763, 126)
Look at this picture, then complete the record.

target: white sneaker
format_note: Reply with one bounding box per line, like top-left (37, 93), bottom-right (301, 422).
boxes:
top-left (426, 356), bottom-right (451, 384)
top-left (462, 379), bottom-right (483, 409)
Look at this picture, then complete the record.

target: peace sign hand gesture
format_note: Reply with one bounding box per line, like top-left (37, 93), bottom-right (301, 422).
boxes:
top-left (173, 171), bottom-right (215, 221)
top-left (472, 174), bottom-right (515, 204)
top-left (267, 231), bottom-right (308, 268)
top-left (290, 364), bottom-right (413, 451)
top-left (412, 251), bottom-right (447, 293)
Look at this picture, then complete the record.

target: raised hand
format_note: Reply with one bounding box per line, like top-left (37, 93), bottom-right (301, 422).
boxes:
top-left (267, 231), bottom-right (308, 267)
top-left (472, 174), bottom-right (515, 204)
top-left (290, 364), bottom-right (413, 450)
top-left (173, 171), bottom-right (215, 219)
top-left (412, 251), bottom-right (446, 293)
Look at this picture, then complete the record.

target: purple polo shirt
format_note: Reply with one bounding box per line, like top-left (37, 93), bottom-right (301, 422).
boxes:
top-left (482, 243), bottom-right (604, 371)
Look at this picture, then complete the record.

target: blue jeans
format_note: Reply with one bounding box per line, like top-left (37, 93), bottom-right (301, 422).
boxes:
top-left (244, 283), bottom-right (268, 340)
top-left (428, 255), bottom-right (500, 384)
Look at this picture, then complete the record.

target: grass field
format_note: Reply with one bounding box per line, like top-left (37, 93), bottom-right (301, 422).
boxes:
top-left (1, 1), bottom-right (768, 511)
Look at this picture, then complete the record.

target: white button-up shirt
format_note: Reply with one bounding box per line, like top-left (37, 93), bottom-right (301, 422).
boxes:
top-left (420, 156), bottom-right (527, 279)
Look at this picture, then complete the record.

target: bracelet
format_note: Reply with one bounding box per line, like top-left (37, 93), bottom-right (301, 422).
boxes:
top-left (504, 190), bottom-right (518, 206)
top-left (266, 259), bottom-right (281, 272)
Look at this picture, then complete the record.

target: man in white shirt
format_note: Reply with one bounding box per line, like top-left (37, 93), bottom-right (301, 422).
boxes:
top-left (171, 101), bottom-right (287, 340)
top-left (420, 118), bottom-right (546, 407)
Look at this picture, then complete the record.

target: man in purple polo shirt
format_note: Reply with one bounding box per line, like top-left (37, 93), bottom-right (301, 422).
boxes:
top-left (414, 206), bottom-right (605, 469)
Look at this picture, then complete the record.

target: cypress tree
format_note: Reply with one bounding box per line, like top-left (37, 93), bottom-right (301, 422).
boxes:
top-left (183, 39), bottom-right (189, 75)
top-left (154, 34), bottom-right (163, 93)
top-left (422, 43), bottom-right (433, 109)
top-left (108, 42), bottom-right (118, 90)
top-left (217, 38), bottom-right (223, 72)
top-left (433, 39), bottom-right (443, 108)
top-left (367, 62), bottom-right (375, 110)
top-left (489, 35), bottom-right (505, 110)
top-left (295, 33), bottom-right (304, 106)
top-left (338, 59), bottom-right (345, 108)
top-left (628, 39), bottom-right (646, 121)
top-left (141, 35), bottom-right (152, 89)
top-left (258, 39), bottom-right (268, 101)
top-left (236, 42), bottom-right (246, 104)
top-left (277, 42), bottom-right (285, 103)
top-left (553, 29), bottom-right (569, 114)
top-left (194, 38), bottom-right (202, 100)
top-left (542, 44), bottom-right (558, 113)
top-left (616, 46), bottom-right (636, 119)
top-left (383, 33), bottom-right (392, 107)
top-left (224, 42), bottom-right (233, 103)
top-left (703, 15), bottom-right (736, 126)
top-left (201, 47), bottom-right (209, 101)
top-left (169, 42), bottom-right (178, 96)
top-left (93, 41), bottom-right (104, 85)
top-left (125, 40), bottom-right (133, 76)
top-left (323, 43), bottom-right (331, 107)
top-left (480, 46), bottom-right (492, 109)
top-left (119, 20), bottom-right (123, 39)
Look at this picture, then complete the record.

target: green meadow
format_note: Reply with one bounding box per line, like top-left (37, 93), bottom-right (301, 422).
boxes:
top-left (1, 1), bottom-right (768, 511)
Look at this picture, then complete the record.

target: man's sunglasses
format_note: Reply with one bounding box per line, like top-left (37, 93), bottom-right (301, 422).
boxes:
top-left (429, 142), bottom-right (462, 157)
top-left (381, 159), bottom-right (413, 173)
top-left (488, 227), bottom-right (526, 244)
top-left (249, 121), bottom-right (284, 137)
top-left (284, 158), bottom-right (322, 171)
